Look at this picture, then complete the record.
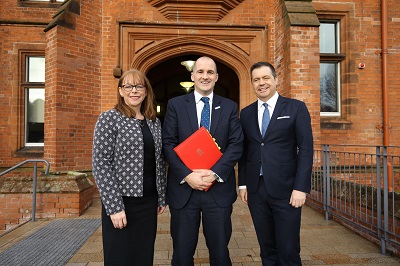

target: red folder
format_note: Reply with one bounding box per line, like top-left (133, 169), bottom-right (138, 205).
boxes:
top-left (174, 126), bottom-right (222, 191)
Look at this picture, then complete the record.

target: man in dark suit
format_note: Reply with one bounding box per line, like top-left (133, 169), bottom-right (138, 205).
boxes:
top-left (162, 56), bottom-right (243, 266)
top-left (238, 61), bottom-right (313, 265)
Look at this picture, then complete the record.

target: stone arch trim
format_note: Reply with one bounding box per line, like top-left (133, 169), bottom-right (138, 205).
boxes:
top-left (130, 36), bottom-right (251, 82)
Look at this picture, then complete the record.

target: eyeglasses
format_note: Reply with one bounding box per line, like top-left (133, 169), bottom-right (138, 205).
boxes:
top-left (121, 84), bottom-right (146, 92)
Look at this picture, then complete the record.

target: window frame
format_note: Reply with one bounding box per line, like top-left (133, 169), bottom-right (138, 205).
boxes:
top-left (18, 0), bottom-right (64, 8)
top-left (319, 19), bottom-right (345, 117)
top-left (20, 51), bottom-right (45, 147)
top-left (20, 0), bottom-right (64, 2)
top-left (320, 61), bottom-right (341, 115)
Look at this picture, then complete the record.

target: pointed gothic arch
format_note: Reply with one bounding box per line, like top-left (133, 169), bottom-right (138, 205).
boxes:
top-left (119, 23), bottom-right (267, 107)
top-left (130, 36), bottom-right (250, 81)
top-left (129, 37), bottom-right (246, 121)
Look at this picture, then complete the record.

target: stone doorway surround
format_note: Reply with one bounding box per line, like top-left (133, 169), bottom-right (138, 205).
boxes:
top-left (115, 22), bottom-right (267, 108)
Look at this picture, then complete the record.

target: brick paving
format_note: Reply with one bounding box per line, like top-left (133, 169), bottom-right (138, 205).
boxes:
top-left (1, 194), bottom-right (400, 266)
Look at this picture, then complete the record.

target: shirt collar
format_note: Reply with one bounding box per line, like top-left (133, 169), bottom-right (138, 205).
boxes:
top-left (258, 92), bottom-right (279, 110)
top-left (194, 90), bottom-right (214, 104)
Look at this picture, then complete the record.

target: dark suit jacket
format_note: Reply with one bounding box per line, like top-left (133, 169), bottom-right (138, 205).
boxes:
top-left (162, 92), bottom-right (243, 209)
top-left (238, 95), bottom-right (313, 199)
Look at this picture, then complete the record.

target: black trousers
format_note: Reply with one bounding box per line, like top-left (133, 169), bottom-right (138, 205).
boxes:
top-left (102, 195), bottom-right (158, 266)
top-left (170, 190), bottom-right (233, 266)
top-left (248, 176), bottom-right (302, 266)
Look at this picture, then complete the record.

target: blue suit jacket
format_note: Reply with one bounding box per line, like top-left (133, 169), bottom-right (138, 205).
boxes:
top-left (238, 95), bottom-right (313, 199)
top-left (162, 92), bottom-right (243, 209)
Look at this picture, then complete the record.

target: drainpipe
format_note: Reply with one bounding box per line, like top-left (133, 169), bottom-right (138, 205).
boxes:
top-left (381, 0), bottom-right (392, 191)
top-left (382, 0), bottom-right (388, 145)
top-left (113, 23), bottom-right (123, 78)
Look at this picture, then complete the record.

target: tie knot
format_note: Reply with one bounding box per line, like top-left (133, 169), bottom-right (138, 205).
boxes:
top-left (263, 102), bottom-right (268, 108)
top-left (201, 97), bottom-right (209, 103)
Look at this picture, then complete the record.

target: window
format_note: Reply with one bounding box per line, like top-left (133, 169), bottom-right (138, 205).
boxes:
top-left (320, 62), bottom-right (339, 113)
top-left (21, 0), bottom-right (64, 2)
top-left (23, 55), bottom-right (45, 146)
top-left (320, 21), bottom-right (345, 116)
top-left (18, 0), bottom-right (64, 7)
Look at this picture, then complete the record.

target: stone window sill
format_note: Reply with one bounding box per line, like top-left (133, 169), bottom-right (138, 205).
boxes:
top-left (15, 147), bottom-right (44, 158)
top-left (321, 118), bottom-right (352, 130)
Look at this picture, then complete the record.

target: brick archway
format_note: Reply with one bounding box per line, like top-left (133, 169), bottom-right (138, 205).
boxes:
top-left (129, 36), bottom-right (251, 108)
top-left (131, 36), bottom-right (250, 80)
top-left (130, 37), bottom-right (250, 105)
top-left (119, 23), bottom-right (267, 107)
top-left (130, 37), bottom-right (250, 109)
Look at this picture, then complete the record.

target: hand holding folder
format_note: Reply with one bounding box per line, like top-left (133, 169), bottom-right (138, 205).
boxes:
top-left (173, 126), bottom-right (222, 191)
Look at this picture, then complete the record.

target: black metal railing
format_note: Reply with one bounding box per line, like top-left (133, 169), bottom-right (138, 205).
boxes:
top-left (309, 145), bottom-right (400, 255)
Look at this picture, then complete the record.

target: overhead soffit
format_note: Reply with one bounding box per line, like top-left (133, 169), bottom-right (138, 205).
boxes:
top-left (147, 0), bottom-right (244, 22)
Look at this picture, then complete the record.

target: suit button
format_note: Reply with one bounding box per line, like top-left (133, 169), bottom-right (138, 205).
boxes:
top-left (261, 143), bottom-right (264, 146)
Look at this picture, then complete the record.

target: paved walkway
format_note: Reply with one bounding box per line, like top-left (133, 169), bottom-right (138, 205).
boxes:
top-left (1, 194), bottom-right (400, 266)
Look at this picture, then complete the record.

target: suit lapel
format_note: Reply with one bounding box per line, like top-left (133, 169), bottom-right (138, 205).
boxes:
top-left (264, 95), bottom-right (287, 139)
top-left (210, 95), bottom-right (222, 136)
top-left (247, 102), bottom-right (262, 138)
top-left (184, 93), bottom-right (199, 133)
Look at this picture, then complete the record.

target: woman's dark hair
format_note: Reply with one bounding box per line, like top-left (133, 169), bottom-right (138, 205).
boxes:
top-left (114, 69), bottom-right (156, 121)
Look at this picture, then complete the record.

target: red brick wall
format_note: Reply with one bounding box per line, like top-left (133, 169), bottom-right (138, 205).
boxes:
top-left (0, 191), bottom-right (93, 234)
top-left (44, 0), bottom-right (102, 171)
top-left (274, 0), bottom-right (290, 93)
top-left (313, 0), bottom-right (400, 147)
top-left (288, 25), bottom-right (321, 146)
top-left (0, 0), bottom-right (56, 22)
top-left (274, 0), bottom-right (321, 145)
top-left (0, 0), bottom-right (399, 171)
top-left (0, 172), bottom-right (94, 233)
top-left (0, 4), bottom-right (56, 161)
top-left (0, 1), bottom-right (56, 166)
top-left (0, 32), bottom-right (46, 165)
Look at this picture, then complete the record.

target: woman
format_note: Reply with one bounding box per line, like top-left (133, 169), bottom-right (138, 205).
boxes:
top-left (92, 69), bottom-right (166, 266)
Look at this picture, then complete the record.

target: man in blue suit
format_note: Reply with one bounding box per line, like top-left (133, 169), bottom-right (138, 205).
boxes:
top-left (238, 62), bottom-right (313, 265)
top-left (162, 56), bottom-right (243, 266)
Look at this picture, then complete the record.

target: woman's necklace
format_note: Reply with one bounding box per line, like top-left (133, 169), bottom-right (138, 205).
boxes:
top-left (136, 115), bottom-right (144, 127)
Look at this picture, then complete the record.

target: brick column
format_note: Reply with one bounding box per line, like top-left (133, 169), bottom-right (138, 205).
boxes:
top-left (44, 0), bottom-right (102, 171)
top-left (275, 0), bottom-right (321, 145)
